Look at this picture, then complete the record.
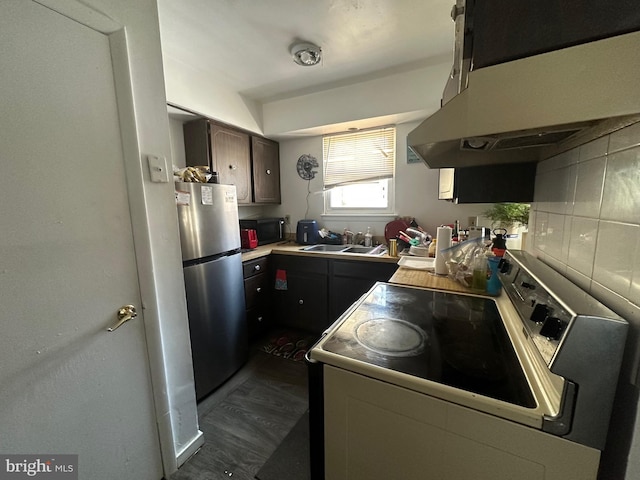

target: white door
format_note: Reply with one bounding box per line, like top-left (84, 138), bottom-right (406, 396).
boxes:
top-left (0, 2), bottom-right (163, 479)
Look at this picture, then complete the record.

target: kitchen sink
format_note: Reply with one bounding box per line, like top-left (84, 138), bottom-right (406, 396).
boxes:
top-left (300, 244), bottom-right (386, 256)
top-left (301, 244), bottom-right (348, 252)
top-left (342, 246), bottom-right (380, 254)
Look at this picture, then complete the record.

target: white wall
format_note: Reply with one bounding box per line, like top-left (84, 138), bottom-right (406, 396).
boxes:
top-left (262, 59), bottom-right (451, 136)
top-left (527, 121), bottom-right (640, 479)
top-left (266, 121), bottom-right (495, 240)
top-left (163, 55), bottom-right (263, 134)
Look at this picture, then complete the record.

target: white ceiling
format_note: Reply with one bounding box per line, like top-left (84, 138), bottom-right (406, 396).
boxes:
top-left (157, 0), bottom-right (455, 104)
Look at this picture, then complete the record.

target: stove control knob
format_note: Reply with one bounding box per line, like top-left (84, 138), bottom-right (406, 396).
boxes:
top-left (530, 303), bottom-right (549, 323)
top-left (540, 316), bottom-right (564, 340)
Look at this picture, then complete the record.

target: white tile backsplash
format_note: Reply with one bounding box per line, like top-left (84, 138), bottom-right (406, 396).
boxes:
top-left (578, 135), bottom-right (609, 162)
top-left (545, 212), bottom-right (567, 261)
top-left (609, 121), bottom-right (640, 154)
top-left (533, 121), bottom-right (640, 303)
top-left (601, 146), bottom-right (640, 223)
top-left (573, 156), bottom-right (605, 218)
top-left (593, 221), bottom-right (636, 295)
top-left (567, 216), bottom-right (599, 277)
top-left (534, 165), bottom-right (575, 214)
top-left (561, 215), bottom-right (572, 262)
top-left (531, 120), bottom-right (640, 387)
top-left (532, 210), bottom-right (548, 252)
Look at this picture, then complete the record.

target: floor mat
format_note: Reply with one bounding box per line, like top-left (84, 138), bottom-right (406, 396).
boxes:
top-left (261, 329), bottom-right (317, 362)
top-left (255, 411), bottom-right (310, 480)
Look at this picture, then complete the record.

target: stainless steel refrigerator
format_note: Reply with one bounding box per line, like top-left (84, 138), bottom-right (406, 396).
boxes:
top-left (175, 181), bottom-right (248, 401)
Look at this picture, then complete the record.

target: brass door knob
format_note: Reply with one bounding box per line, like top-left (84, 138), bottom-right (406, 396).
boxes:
top-left (107, 304), bottom-right (137, 332)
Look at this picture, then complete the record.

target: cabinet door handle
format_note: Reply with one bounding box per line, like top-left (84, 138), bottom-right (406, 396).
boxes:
top-left (266, 169), bottom-right (271, 175)
top-left (257, 316), bottom-right (263, 322)
top-left (229, 164), bottom-right (237, 170)
top-left (254, 265), bottom-right (261, 271)
top-left (298, 299), bottom-right (304, 305)
top-left (256, 287), bottom-right (262, 293)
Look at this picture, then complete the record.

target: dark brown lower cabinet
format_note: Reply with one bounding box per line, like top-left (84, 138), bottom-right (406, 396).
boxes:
top-left (243, 257), bottom-right (271, 340)
top-left (270, 254), bottom-right (398, 335)
top-left (271, 255), bottom-right (329, 335)
top-left (330, 259), bottom-right (399, 320)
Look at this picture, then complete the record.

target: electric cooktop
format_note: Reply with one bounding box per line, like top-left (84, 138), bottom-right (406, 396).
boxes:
top-left (320, 282), bottom-right (536, 408)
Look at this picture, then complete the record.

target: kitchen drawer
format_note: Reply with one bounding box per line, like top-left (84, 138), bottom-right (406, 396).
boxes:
top-left (243, 257), bottom-right (268, 278)
top-left (244, 272), bottom-right (269, 310)
top-left (271, 254), bottom-right (329, 275)
top-left (332, 259), bottom-right (398, 279)
top-left (247, 306), bottom-right (271, 339)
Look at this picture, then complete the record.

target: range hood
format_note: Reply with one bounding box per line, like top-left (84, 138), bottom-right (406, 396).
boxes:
top-left (408, 31), bottom-right (640, 169)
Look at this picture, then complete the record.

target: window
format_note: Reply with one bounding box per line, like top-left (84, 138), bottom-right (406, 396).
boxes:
top-left (323, 127), bottom-right (396, 215)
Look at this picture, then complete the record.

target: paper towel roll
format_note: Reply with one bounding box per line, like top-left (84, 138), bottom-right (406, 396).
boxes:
top-left (435, 226), bottom-right (452, 275)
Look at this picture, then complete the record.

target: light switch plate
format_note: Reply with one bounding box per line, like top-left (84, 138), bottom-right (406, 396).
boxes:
top-left (147, 155), bottom-right (169, 183)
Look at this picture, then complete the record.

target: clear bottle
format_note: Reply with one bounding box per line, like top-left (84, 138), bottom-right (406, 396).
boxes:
top-left (364, 227), bottom-right (373, 247)
top-left (471, 256), bottom-right (488, 293)
top-left (453, 219), bottom-right (460, 241)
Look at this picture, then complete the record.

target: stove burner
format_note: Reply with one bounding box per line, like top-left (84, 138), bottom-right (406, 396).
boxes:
top-left (354, 318), bottom-right (426, 357)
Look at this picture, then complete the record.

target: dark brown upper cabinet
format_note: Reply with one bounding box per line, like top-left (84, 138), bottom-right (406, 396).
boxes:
top-left (183, 119), bottom-right (281, 205)
top-left (251, 136), bottom-right (281, 204)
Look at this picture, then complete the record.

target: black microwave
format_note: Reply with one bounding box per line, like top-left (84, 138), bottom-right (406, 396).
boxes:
top-left (239, 218), bottom-right (285, 245)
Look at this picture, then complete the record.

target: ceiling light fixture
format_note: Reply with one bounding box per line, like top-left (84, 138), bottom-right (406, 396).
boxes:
top-left (290, 42), bottom-right (322, 66)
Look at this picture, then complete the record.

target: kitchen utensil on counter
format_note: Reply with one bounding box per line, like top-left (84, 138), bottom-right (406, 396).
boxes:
top-left (406, 227), bottom-right (432, 245)
top-left (384, 219), bottom-right (411, 242)
top-left (240, 228), bottom-right (258, 249)
top-left (388, 239), bottom-right (398, 257)
top-left (398, 230), bottom-right (415, 244)
top-left (297, 219), bottom-right (319, 245)
top-left (491, 228), bottom-right (508, 257)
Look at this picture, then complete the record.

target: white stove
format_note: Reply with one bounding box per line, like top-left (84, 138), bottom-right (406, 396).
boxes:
top-left (307, 250), bottom-right (628, 480)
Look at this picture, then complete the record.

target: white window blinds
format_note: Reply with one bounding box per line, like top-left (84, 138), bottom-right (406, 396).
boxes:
top-left (323, 127), bottom-right (396, 189)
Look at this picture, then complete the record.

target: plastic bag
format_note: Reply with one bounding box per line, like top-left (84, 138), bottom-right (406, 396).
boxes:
top-left (174, 166), bottom-right (212, 183)
top-left (438, 237), bottom-right (492, 289)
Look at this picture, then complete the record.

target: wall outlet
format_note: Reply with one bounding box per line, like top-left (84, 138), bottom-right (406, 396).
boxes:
top-left (284, 214), bottom-right (291, 225)
top-left (467, 216), bottom-right (478, 228)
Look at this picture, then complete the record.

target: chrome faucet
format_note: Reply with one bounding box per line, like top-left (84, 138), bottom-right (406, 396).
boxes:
top-left (343, 229), bottom-right (354, 244)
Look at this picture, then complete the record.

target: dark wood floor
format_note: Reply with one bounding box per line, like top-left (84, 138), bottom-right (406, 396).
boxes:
top-left (168, 340), bottom-right (309, 480)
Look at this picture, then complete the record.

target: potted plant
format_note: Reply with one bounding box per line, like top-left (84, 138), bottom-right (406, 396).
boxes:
top-left (483, 203), bottom-right (530, 230)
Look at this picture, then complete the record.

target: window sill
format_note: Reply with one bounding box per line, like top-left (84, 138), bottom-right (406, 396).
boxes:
top-left (321, 213), bottom-right (399, 221)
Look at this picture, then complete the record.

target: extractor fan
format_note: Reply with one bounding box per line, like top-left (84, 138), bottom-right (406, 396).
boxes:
top-left (296, 154), bottom-right (318, 180)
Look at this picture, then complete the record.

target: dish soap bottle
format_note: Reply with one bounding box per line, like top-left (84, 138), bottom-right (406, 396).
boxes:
top-left (486, 256), bottom-right (502, 296)
top-left (364, 227), bottom-right (373, 247)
